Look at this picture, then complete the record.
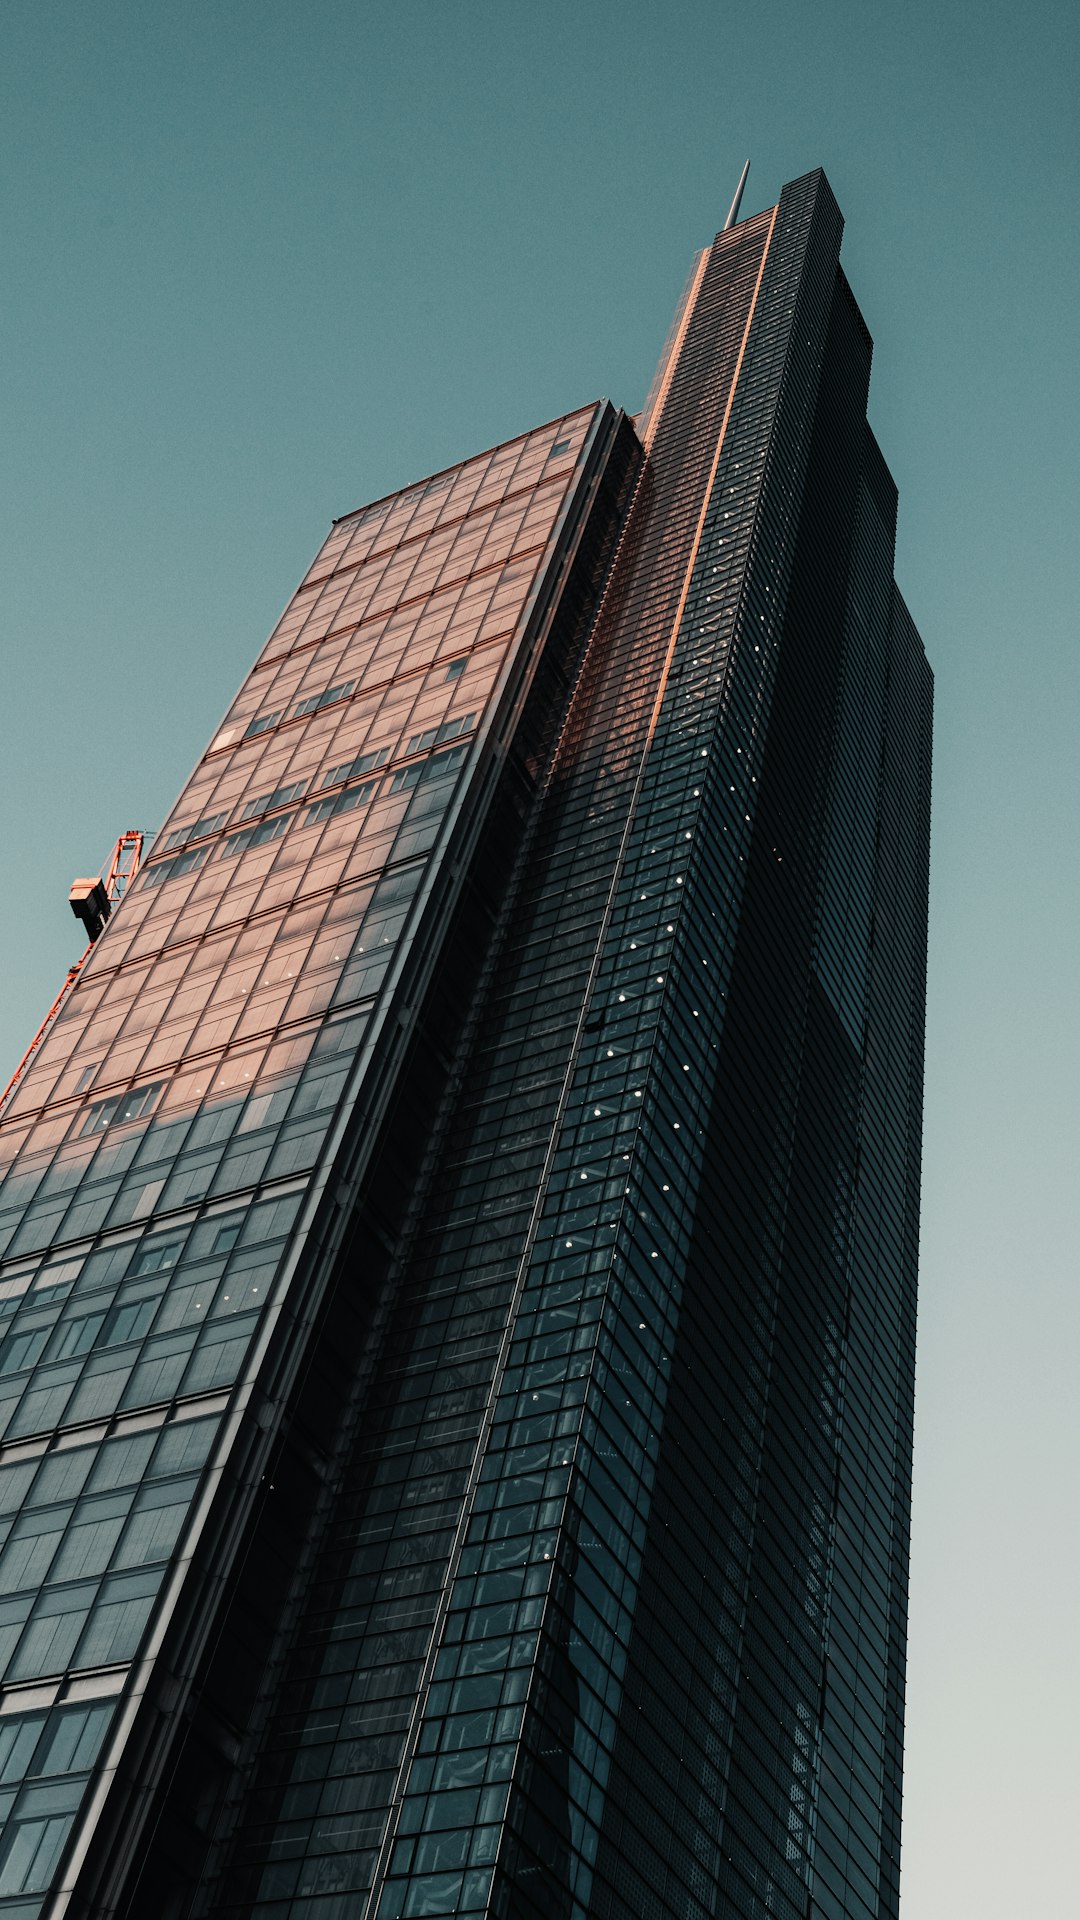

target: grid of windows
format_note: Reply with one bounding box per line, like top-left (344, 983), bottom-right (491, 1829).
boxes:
top-left (0, 1407), bottom-right (222, 1684)
top-left (0, 407), bottom-right (615, 1917)
top-left (0, 1691), bottom-right (119, 1909)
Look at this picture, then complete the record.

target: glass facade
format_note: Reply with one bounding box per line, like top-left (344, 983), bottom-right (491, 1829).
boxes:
top-left (0, 169), bottom-right (931, 1920)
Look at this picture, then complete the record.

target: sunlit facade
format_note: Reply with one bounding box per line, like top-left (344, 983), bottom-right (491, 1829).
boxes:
top-left (0, 170), bottom-right (930, 1920)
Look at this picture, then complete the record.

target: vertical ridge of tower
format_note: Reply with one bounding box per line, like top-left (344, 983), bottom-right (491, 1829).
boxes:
top-left (723, 155), bottom-right (752, 229)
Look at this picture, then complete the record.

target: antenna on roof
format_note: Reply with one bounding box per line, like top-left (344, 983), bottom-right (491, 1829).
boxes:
top-left (723, 159), bottom-right (751, 231)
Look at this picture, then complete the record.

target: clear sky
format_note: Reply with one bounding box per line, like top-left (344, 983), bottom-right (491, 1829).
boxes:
top-left (2, 3), bottom-right (1078, 1912)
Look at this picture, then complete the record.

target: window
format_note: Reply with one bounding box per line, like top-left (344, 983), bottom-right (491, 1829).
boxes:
top-left (79, 1083), bottom-right (162, 1137)
top-left (130, 1235), bottom-right (184, 1276)
top-left (369, 864), bottom-right (424, 909)
top-left (406, 727), bottom-right (439, 756)
top-left (306, 780), bottom-right (376, 824)
top-left (163, 813), bottom-right (227, 851)
top-left (427, 743), bottom-right (467, 780)
top-left (221, 815), bottom-right (290, 858)
top-left (388, 763), bottom-right (423, 795)
top-left (551, 438), bottom-right (571, 455)
top-left (350, 500), bottom-right (388, 530)
top-left (49, 1313), bottom-right (104, 1360)
top-left (0, 1327), bottom-right (49, 1377)
top-left (292, 681), bottom-right (354, 720)
top-left (74, 1571), bottom-right (157, 1668)
top-left (239, 783), bottom-right (305, 822)
top-left (445, 660), bottom-right (466, 681)
top-left (142, 846), bottom-right (209, 889)
top-left (102, 1298), bottom-right (158, 1345)
top-left (35, 1701), bottom-right (113, 1777)
top-left (0, 1814), bottom-right (73, 1895)
top-left (242, 711), bottom-right (281, 739)
top-left (0, 1714), bottom-right (47, 1786)
top-left (319, 746), bottom-right (389, 790)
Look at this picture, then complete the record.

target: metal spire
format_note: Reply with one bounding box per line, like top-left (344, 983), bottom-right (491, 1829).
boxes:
top-left (723, 158), bottom-right (751, 231)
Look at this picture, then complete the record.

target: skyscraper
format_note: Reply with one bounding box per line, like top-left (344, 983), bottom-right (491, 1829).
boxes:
top-left (0, 165), bottom-right (931, 1920)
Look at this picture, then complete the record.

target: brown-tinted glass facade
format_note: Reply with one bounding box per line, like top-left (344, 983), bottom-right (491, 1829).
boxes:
top-left (0, 169), bottom-right (930, 1920)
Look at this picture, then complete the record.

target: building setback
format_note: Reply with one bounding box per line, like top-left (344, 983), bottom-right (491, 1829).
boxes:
top-left (0, 168), bottom-right (931, 1920)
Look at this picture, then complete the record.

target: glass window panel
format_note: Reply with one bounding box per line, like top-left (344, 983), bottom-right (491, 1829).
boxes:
top-left (0, 1715), bottom-right (46, 1786)
top-left (0, 1328), bottom-right (49, 1377)
top-left (120, 1343), bottom-right (191, 1410)
top-left (63, 1360), bottom-right (128, 1427)
top-left (112, 1491), bottom-right (190, 1571)
top-left (51, 1513), bottom-right (127, 1583)
top-left (35, 1701), bottom-right (114, 1779)
top-left (149, 1417), bottom-right (218, 1478)
top-left (74, 1570), bottom-right (159, 1671)
top-left (180, 1330), bottom-right (249, 1396)
top-left (31, 1453), bottom-right (97, 1518)
top-left (8, 1590), bottom-right (94, 1683)
top-left (0, 1515), bottom-right (68, 1595)
top-left (0, 1464), bottom-right (37, 1516)
top-left (86, 1432), bottom-right (157, 1493)
top-left (0, 1813), bottom-right (73, 1895)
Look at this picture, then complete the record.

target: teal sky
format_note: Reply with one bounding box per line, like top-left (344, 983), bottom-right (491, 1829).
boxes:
top-left (2, 4), bottom-right (1078, 1912)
